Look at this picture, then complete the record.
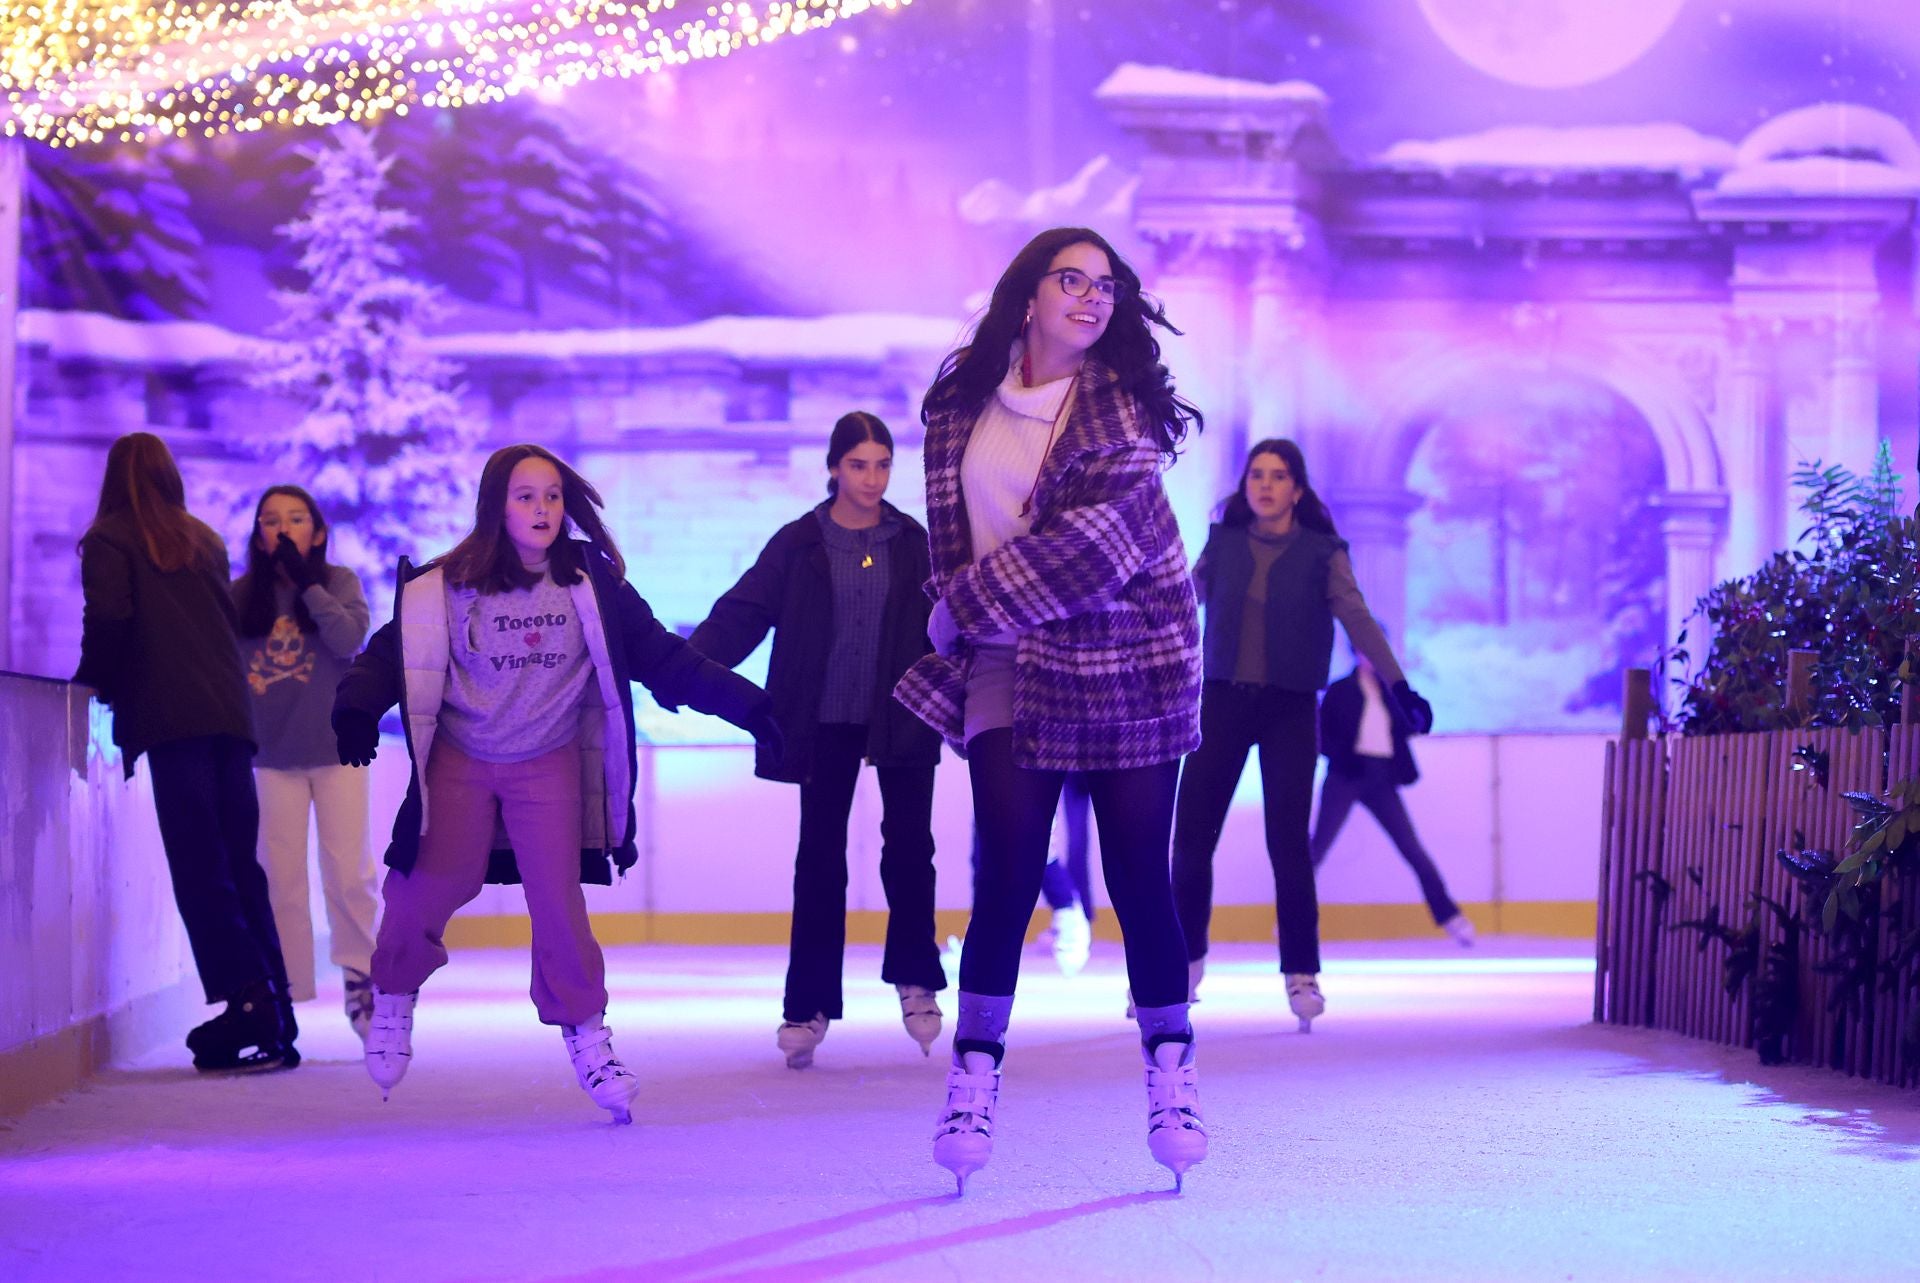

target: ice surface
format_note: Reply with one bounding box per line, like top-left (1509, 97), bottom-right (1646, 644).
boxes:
top-left (7, 940), bottom-right (1920, 1282)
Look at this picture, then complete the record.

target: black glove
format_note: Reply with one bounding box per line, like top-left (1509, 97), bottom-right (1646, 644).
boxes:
top-left (1391, 680), bottom-right (1434, 735)
top-left (333, 708), bottom-right (380, 767)
top-left (743, 704), bottom-right (785, 764)
top-left (273, 534), bottom-right (319, 591)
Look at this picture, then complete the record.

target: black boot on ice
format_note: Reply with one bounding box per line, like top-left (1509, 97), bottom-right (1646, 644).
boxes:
top-left (190, 979), bottom-right (296, 1073)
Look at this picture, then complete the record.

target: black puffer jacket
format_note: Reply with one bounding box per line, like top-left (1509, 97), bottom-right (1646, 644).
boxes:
top-left (75, 510), bottom-right (254, 776)
top-left (690, 501), bottom-right (940, 784)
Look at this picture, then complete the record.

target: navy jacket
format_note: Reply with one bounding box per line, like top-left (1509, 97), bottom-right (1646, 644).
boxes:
top-left (690, 501), bottom-right (939, 784)
top-left (1319, 668), bottom-right (1419, 787)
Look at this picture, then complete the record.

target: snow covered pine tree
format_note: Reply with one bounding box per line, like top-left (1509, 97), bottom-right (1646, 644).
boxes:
top-left (250, 125), bottom-right (476, 615)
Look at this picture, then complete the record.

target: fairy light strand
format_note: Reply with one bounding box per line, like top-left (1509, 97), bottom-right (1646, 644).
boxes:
top-left (2, 0), bottom-right (910, 146)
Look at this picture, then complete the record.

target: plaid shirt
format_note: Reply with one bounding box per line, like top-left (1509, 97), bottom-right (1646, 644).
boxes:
top-left (892, 358), bottom-right (1202, 771)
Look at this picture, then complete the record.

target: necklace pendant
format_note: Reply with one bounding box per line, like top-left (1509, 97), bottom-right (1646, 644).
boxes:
top-left (861, 554), bottom-right (874, 569)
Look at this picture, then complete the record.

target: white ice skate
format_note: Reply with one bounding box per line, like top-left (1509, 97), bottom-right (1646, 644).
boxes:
top-left (1285, 973), bottom-right (1325, 1033)
top-left (776, 1013), bottom-right (828, 1069)
top-left (1050, 905), bottom-right (1091, 976)
top-left (933, 1051), bottom-right (1001, 1196)
top-left (1143, 1040), bottom-right (1208, 1192)
top-left (896, 986), bottom-right (942, 1056)
top-left (562, 1014), bottom-right (641, 1125)
top-left (364, 987), bottom-right (416, 1100)
top-left (1442, 913), bottom-right (1477, 948)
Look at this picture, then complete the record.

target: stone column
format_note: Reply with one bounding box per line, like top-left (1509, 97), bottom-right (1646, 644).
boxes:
top-left (1332, 487), bottom-right (1422, 646)
top-left (1823, 315), bottom-right (1880, 478)
top-left (1719, 313), bottom-right (1780, 577)
top-left (1658, 491), bottom-right (1728, 660)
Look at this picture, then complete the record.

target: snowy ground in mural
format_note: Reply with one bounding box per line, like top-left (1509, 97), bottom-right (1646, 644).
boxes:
top-left (6, 940), bottom-right (1919, 1282)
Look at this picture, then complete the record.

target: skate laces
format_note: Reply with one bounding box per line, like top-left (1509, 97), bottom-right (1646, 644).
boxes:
top-left (1145, 1045), bottom-right (1203, 1135)
top-left (564, 1021), bottom-right (634, 1090)
top-left (935, 1067), bottom-right (999, 1139)
top-left (897, 986), bottom-right (939, 1018)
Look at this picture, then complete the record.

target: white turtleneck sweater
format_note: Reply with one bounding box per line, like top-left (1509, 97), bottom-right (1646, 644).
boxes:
top-left (962, 355), bottom-right (1076, 565)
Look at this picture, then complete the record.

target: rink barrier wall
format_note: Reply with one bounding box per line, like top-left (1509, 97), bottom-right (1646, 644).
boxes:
top-left (1595, 725), bottom-right (1920, 1087)
top-left (0, 673), bottom-right (200, 1117)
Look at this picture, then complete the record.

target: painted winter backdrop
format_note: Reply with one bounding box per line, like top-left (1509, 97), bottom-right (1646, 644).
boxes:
top-left (16, 0), bottom-right (1920, 734)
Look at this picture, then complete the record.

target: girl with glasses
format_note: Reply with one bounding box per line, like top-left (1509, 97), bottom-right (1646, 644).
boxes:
top-left (896, 226), bottom-right (1209, 1193)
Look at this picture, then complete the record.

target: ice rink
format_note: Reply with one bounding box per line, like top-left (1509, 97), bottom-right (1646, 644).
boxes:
top-left (5, 938), bottom-right (1919, 1282)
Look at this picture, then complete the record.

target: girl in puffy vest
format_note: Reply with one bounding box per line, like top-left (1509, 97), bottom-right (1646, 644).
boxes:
top-left (333, 444), bottom-right (780, 1123)
top-left (894, 226), bottom-right (1209, 1193)
top-left (1171, 439), bottom-right (1433, 1032)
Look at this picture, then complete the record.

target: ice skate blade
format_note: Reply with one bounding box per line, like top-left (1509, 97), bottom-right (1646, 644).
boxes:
top-left (609, 1107), bottom-right (632, 1125)
top-left (1297, 1016), bottom-right (1313, 1034)
top-left (783, 1050), bottom-right (814, 1070)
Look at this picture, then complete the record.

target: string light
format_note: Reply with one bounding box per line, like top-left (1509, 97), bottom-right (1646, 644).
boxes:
top-left (2, 0), bottom-right (910, 145)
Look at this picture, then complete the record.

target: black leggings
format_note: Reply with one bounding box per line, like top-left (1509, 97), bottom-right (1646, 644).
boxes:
top-left (958, 729), bottom-right (1187, 1007)
top-left (1171, 681), bottom-right (1321, 974)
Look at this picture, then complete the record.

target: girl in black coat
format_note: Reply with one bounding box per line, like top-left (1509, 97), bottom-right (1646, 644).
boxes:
top-left (75, 432), bottom-right (296, 1073)
top-left (690, 412), bottom-right (946, 1069)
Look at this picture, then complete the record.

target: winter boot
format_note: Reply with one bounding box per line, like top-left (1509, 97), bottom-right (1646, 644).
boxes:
top-left (933, 1050), bottom-right (1001, 1196)
top-left (1286, 973), bottom-right (1325, 1033)
top-left (775, 1014), bottom-right (829, 1075)
top-left (1143, 1039), bottom-right (1208, 1191)
top-left (189, 979), bottom-right (295, 1073)
top-left (364, 987), bottom-right (416, 1099)
top-left (343, 968), bottom-right (374, 1042)
top-left (897, 986), bottom-right (942, 1056)
top-left (562, 1014), bottom-right (641, 1124)
top-left (1050, 904), bottom-right (1091, 976)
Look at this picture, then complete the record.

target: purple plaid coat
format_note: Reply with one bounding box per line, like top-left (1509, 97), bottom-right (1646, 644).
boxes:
top-left (892, 358), bottom-right (1203, 771)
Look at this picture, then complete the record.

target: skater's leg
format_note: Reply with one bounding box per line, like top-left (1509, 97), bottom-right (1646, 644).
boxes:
top-left (1310, 767), bottom-right (1362, 870)
top-left (876, 758), bottom-right (943, 992)
top-left (1255, 689), bottom-right (1322, 976)
top-left (1170, 684), bottom-right (1258, 964)
top-left (370, 739), bottom-right (496, 996)
top-left (310, 761), bottom-right (379, 979)
top-left (1061, 774), bottom-right (1095, 920)
top-left (1358, 761), bottom-right (1461, 925)
top-left (784, 724), bottom-right (863, 1021)
top-left (148, 735), bottom-right (278, 1003)
top-left (253, 765), bottom-right (318, 1002)
top-left (1087, 757), bottom-right (1188, 1015)
top-left (957, 729), bottom-right (1060, 1054)
top-left (498, 741), bottom-right (601, 1027)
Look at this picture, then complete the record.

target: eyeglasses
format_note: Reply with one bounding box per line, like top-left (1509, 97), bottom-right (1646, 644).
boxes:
top-left (1039, 267), bottom-right (1127, 303)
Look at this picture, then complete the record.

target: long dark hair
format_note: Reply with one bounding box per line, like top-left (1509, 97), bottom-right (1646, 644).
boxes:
top-left (825, 410), bottom-right (893, 497)
top-left (1218, 438), bottom-right (1339, 535)
top-left (440, 444), bottom-right (625, 593)
top-left (236, 484), bottom-right (335, 638)
top-left (921, 226), bottom-right (1203, 458)
top-left (82, 432), bottom-right (215, 572)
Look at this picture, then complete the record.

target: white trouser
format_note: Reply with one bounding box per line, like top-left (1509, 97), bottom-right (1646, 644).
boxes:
top-left (255, 763), bottom-right (378, 1002)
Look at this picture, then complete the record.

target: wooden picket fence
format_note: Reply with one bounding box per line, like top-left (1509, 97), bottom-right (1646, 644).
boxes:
top-left (1594, 723), bottom-right (1920, 1085)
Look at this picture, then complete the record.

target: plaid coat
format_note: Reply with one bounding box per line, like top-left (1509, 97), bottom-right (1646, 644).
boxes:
top-left (892, 358), bottom-right (1202, 771)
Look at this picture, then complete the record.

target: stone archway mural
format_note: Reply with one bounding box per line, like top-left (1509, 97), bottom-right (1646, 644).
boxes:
top-left (1105, 72), bottom-right (1920, 728)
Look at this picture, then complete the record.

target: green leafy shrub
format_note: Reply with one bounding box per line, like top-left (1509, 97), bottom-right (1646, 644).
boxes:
top-left (1671, 445), bottom-right (1916, 735)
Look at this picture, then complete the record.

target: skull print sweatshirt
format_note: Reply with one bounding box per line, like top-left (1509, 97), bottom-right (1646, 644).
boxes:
top-left (230, 565), bottom-right (372, 769)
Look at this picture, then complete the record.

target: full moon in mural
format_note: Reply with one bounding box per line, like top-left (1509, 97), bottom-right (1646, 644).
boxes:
top-left (1415, 0), bottom-right (1688, 88)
